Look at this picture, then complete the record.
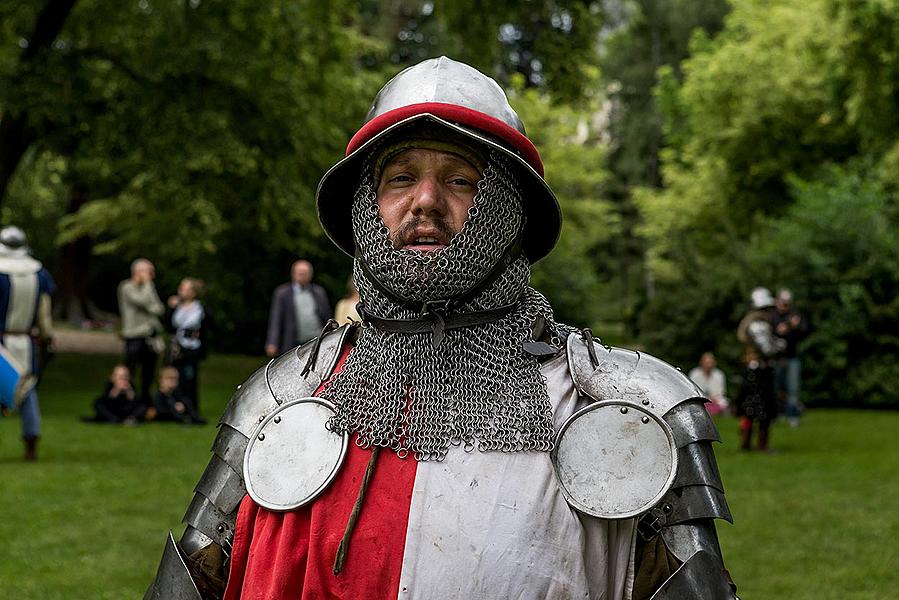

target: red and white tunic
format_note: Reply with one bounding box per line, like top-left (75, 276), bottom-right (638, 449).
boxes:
top-left (224, 350), bottom-right (638, 600)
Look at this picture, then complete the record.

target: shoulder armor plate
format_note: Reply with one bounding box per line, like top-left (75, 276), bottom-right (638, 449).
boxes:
top-left (173, 326), bottom-right (354, 556)
top-left (244, 397), bottom-right (348, 511)
top-left (220, 325), bottom-right (353, 438)
top-left (566, 334), bottom-right (704, 418)
top-left (561, 334), bottom-right (732, 524)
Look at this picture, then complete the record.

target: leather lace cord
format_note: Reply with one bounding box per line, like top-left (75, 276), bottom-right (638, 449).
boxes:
top-left (333, 446), bottom-right (381, 575)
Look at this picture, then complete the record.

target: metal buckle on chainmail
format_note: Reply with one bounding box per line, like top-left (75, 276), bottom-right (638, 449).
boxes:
top-left (418, 299), bottom-right (454, 315)
top-left (419, 300), bottom-right (454, 348)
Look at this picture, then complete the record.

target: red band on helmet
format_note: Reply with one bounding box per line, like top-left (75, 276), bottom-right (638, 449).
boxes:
top-left (346, 102), bottom-right (545, 178)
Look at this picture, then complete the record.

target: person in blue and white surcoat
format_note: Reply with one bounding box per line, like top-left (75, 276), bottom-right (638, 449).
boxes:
top-left (0, 226), bottom-right (55, 461)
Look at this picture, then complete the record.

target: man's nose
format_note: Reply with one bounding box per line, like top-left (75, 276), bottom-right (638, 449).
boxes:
top-left (410, 175), bottom-right (445, 216)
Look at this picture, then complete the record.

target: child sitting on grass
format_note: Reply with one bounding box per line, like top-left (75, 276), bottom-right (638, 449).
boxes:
top-left (84, 365), bottom-right (146, 424)
top-left (146, 366), bottom-right (205, 425)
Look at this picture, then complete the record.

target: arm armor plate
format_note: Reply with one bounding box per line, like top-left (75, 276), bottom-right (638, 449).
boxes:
top-left (144, 325), bottom-right (354, 599)
top-left (566, 333), bottom-right (738, 599)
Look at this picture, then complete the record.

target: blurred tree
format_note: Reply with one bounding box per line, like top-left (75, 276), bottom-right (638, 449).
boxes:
top-left (0, 0), bottom-right (77, 203)
top-left (512, 82), bottom-right (616, 331)
top-left (634, 0), bottom-right (899, 405)
top-left (591, 0), bottom-right (730, 338)
top-left (363, 0), bottom-right (604, 102)
top-left (748, 163), bottom-right (899, 406)
top-left (2, 0), bottom-right (387, 344)
top-left (1, 0), bottom-right (610, 352)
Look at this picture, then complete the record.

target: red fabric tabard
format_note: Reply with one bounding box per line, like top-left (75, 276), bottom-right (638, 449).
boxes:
top-left (223, 347), bottom-right (419, 600)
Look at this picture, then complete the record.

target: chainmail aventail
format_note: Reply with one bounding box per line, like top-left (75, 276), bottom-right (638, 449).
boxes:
top-left (321, 149), bottom-right (572, 461)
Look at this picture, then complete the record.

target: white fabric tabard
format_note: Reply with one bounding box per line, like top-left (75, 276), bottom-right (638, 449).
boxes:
top-left (397, 351), bottom-right (638, 600)
top-left (4, 272), bottom-right (39, 373)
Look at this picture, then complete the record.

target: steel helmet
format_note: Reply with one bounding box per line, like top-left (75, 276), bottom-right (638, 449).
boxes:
top-left (750, 287), bottom-right (775, 309)
top-left (316, 56), bottom-right (561, 263)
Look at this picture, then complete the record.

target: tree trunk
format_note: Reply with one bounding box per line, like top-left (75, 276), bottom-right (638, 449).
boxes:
top-left (0, 0), bottom-right (78, 207)
top-left (53, 186), bottom-right (93, 323)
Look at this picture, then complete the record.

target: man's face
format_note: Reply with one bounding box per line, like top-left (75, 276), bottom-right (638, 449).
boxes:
top-left (700, 353), bottom-right (716, 371)
top-left (376, 148), bottom-right (481, 251)
top-left (133, 261), bottom-right (155, 283)
top-left (292, 261), bottom-right (313, 285)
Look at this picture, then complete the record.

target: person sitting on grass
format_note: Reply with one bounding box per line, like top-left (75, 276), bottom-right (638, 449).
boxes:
top-left (85, 365), bottom-right (145, 424)
top-left (146, 366), bottom-right (205, 425)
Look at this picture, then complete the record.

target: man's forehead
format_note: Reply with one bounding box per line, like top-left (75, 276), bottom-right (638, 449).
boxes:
top-left (384, 147), bottom-right (478, 169)
top-left (374, 136), bottom-right (487, 182)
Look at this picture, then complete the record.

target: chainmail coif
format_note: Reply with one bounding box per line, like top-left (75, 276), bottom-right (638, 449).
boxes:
top-left (321, 148), bottom-right (572, 461)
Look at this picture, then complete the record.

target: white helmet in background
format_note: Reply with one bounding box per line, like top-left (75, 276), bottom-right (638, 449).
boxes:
top-left (750, 286), bottom-right (775, 309)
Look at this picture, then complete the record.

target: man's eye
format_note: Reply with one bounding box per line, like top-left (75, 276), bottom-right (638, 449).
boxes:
top-left (389, 174), bottom-right (413, 183)
top-left (449, 177), bottom-right (476, 186)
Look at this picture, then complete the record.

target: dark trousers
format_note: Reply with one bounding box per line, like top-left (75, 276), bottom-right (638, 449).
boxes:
top-left (93, 393), bottom-right (146, 422)
top-left (124, 338), bottom-right (159, 403)
top-left (173, 357), bottom-right (200, 416)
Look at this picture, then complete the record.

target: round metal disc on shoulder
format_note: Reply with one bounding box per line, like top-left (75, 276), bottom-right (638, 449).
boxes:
top-left (244, 397), bottom-right (348, 512)
top-left (552, 400), bottom-right (678, 519)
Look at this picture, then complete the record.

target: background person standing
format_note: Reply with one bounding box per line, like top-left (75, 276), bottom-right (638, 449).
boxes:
top-left (333, 276), bottom-right (361, 324)
top-left (774, 288), bottom-right (809, 427)
top-left (0, 226), bottom-right (55, 460)
top-left (166, 277), bottom-right (208, 422)
top-left (118, 258), bottom-right (164, 405)
top-left (736, 287), bottom-right (786, 451)
top-left (265, 259), bottom-right (330, 357)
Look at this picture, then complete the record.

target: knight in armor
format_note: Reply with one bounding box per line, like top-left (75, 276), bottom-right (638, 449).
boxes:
top-left (146, 57), bottom-right (739, 600)
top-left (736, 287), bottom-right (786, 452)
top-left (0, 226), bottom-right (55, 461)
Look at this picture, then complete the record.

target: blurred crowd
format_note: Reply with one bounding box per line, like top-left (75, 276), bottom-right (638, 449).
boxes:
top-left (82, 257), bottom-right (361, 429)
top-left (2, 220), bottom-right (808, 459)
top-left (688, 286), bottom-right (809, 453)
top-left (0, 223), bottom-right (362, 460)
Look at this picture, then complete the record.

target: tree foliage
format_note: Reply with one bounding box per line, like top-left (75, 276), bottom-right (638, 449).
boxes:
top-left (1, 0), bottom-right (610, 351)
top-left (512, 82), bottom-right (616, 329)
top-left (636, 0), bottom-right (899, 405)
top-left (6, 0), bottom-right (895, 407)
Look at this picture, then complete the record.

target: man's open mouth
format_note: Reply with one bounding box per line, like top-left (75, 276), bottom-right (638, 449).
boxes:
top-left (402, 235), bottom-right (446, 251)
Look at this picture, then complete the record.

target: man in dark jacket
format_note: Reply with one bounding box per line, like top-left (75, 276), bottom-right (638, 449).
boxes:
top-left (774, 288), bottom-right (809, 427)
top-left (265, 260), bottom-right (330, 357)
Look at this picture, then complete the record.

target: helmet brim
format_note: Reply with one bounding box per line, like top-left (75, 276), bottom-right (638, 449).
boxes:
top-left (316, 113), bottom-right (561, 263)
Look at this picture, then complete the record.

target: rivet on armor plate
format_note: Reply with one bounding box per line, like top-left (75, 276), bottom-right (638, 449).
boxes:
top-left (620, 407), bottom-right (628, 414)
top-left (641, 399), bottom-right (650, 406)
top-left (274, 416), bottom-right (281, 424)
top-left (663, 503), bottom-right (673, 514)
top-left (641, 416), bottom-right (650, 424)
top-left (237, 384), bottom-right (242, 390)
top-left (258, 415), bottom-right (265, 422)
top-left (216, 524), bottom-right (225, 533)
top-left (258, 433), bottom-right (265, 441)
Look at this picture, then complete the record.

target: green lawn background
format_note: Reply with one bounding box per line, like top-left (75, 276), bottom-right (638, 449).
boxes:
top-left (1, 353), bottom-right (896, 599)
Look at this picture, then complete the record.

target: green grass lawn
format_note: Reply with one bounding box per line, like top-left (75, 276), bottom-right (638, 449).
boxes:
top-left (1, 353), bottom-right (897, 599)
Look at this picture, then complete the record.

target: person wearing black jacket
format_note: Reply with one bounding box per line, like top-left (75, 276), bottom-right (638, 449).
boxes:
top-left (265, 260), bottom-right (331, 357)
top-left (148, 366), bottom-right (204, 424)
top-left (86, 365), bottom-right (146, 423)
top-left (774, 288), bottom-right (809, 427)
